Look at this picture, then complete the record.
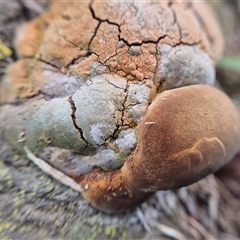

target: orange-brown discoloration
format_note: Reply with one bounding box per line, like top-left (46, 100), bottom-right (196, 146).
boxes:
top-left (79, 170), bottom-right (153, 212)
top-left (0, 59), bottom-right (42, 102)
top-left (15, 13), bottom-right (50, 58)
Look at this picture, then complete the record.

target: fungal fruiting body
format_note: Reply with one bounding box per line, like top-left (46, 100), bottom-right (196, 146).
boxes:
top-left (0, 1), bottom-right (233, 213)
top-left (79, 85), bottom-right (240, 212)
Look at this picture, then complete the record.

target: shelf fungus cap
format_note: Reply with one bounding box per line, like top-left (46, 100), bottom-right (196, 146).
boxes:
top-left (123, 85), bottom-right (240, 191)
top-left (80, 85), bottom-right (240, 212)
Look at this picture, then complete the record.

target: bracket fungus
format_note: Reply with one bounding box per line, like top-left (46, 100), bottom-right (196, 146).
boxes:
top-left (1, 0), bottom-right (239, 212)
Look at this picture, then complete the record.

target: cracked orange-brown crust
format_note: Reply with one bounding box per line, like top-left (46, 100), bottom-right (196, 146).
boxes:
top-left (0, 0), bottom-right (223, 103)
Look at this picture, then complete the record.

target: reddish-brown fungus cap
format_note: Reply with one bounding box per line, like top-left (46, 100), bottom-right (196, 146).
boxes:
top-left (122, 85), bottom-right (240, 192)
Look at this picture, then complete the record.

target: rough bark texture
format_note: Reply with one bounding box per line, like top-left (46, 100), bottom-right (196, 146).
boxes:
top-left (0, 0), bottom-right (240, 239)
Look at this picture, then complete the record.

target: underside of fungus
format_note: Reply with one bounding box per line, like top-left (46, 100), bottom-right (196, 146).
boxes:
top-left (1, 0), bottom-right (239, 212)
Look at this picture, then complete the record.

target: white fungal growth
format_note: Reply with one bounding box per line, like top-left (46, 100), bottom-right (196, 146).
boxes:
top-left (115, 129), bottom-right (137, 154)
top-left (42, 70), bottom-right (84, 97)
top-left (90, 124), bottom-right (107, 145)
top-left (156, 44), bottom-right (215, 89)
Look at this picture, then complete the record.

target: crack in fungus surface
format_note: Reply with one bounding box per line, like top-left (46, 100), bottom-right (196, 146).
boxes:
top-left (68, 95), bottom-right (89, 147)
